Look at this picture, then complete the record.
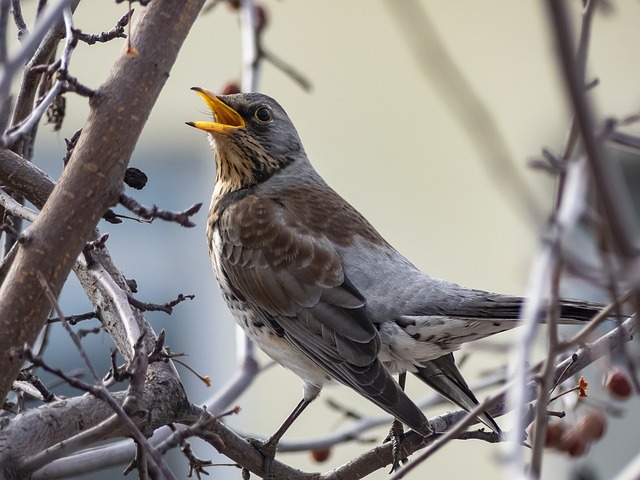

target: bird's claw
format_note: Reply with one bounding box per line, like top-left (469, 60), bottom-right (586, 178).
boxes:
top-left (248, 437), bottom-right (278, 480)
top-left (384, 420), bottom-right (408, 472)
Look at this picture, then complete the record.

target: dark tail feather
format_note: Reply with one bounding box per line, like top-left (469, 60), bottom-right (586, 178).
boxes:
top-left (413, 353), bottom-right (501, 434)
top-left (558, 299), bottom-right (604, 323)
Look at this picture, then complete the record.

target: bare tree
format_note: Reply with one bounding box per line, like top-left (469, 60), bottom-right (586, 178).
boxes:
top-left (0, 1), bottom-right (639, 479)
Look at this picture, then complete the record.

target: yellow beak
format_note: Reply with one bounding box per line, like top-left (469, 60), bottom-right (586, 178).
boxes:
top-left (186, 87), bottom-right (245, 133)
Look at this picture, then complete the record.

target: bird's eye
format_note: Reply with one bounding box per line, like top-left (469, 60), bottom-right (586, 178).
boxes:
top-left (254, 106), bottom-right (272, 123)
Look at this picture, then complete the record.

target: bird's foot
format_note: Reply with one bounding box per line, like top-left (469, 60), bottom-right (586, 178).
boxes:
top-left (248, 437), bottom-right (278, 480)
top-left (384, 419), bottom-right (408, 472)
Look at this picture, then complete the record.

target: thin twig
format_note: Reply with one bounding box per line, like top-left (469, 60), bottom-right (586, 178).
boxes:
top-left (0, 188), bottom-right (38, 222)
top-left (0, 2), bottom-right (10, 63)
top-left (0, 0), bottom-right (75, 110)
top-left (545, 0), bottom-right (639, 262)
top-left (389, 397), bottom-right (499, 480)
top-left (10, 0), bottom-right (28, 41)
top-left (239, 0), bottom-right (259, 93)
top-left (15, 371), bottom-right (59, 403)
top-left (262, 48), bottom-right (312, 92)
top-left (506, 157), bottom-right (590, 477)
top-left (127, 293), bottom-right (195, 315)
top-left (36, 271), bottom-right (102, 382)
top-left (74, 10), bottom-right (131, 45)
top-left (529, 255), bottom-right (563, 477)
top-left (118, 194), bottom-right (202, 228)
top-left (528, 7), bottom-right (600, 474)
top-left (2, 5), bottom-right (80, 147)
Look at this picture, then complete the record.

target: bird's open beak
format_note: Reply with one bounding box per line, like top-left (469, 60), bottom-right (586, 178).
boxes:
top-left (186, 87), bottom-right (245, 134)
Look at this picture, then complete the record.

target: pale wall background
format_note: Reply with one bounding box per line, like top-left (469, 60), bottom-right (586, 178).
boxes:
top-left (18, 1), bottom-right (640, 479)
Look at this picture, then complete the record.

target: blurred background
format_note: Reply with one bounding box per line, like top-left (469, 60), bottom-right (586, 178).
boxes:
top-left (15, 0), bottom-right (640, 478)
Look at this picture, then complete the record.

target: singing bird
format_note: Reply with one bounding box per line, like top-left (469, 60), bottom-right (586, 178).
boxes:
top-left (188, 89), bottom-right (600, 472)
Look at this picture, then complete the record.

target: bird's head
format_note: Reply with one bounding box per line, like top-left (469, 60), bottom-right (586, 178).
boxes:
top-left (187, 88), bottom-right (304, 197)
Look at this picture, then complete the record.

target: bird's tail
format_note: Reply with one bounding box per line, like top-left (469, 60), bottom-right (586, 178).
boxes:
top-left (410, 298), bottom-right (605, 433)
top-left (412, 353), bottom-right (501, 434)
top-left (557, 298), bottom-right (606, 323)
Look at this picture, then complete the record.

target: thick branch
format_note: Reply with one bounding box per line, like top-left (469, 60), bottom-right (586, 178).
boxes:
top-left (0, 148), bottom-right (54, 208)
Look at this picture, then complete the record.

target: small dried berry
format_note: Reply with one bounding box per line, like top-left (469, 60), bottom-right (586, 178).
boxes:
top-left (575, 411), bottom-right (606, 440)
top-left (560, 429), bottom-right (589, 458)
top-left (604, 367), bottom-right (632, 399)
top-left (310, 448), bottom-right (331, 463)
top-left (220, 82), bottom-right (241, 95)
top-left (544, 421), bottom-right (567, 449)
top-left (254, 4), bottom-right (268, 32)
top-left (124, 167), bottom-right (148, 190)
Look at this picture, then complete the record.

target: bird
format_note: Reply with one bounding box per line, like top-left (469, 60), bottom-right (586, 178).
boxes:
top-left (187, 89), bottom-right (601, 475)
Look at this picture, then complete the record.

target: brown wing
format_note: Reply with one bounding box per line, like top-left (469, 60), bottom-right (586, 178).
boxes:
top-left (217, 194), bottom-right (376, 358)
top-left (214, 193), bottom-right (431, 435)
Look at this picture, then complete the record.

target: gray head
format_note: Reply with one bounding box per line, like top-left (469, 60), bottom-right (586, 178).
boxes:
top-left (188, 89), bottom-right (305, 196)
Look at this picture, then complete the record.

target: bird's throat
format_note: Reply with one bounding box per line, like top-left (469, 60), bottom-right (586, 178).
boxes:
top-left (211, 142), bottom-right (257, 200)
